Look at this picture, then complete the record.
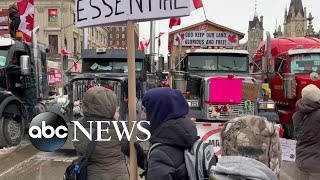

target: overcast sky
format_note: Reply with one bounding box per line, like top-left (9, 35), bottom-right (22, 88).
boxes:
top-left (138, 0), bottom-right (320, 57)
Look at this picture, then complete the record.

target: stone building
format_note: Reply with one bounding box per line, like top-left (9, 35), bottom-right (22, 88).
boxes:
top-left (274, 0), bottom-right (310, 38)
top-left (247, 11), bottom-right (264, 58)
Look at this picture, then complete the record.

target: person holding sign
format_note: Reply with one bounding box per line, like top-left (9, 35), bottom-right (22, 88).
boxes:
top-left (293, 85), bottom-right (320, 180)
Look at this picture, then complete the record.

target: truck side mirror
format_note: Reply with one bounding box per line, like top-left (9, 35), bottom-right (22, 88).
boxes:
top-left (20, 55), bottom-right (30, 75)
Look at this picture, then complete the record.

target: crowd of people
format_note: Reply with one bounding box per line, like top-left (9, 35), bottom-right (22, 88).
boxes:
top-left (71, 85), bottom-right (320, 180)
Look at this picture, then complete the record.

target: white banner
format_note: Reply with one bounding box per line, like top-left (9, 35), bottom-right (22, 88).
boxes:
top-left (75, 0), bottom-right (190, 28)
top-left (174, 31), bottom-right (239, 47)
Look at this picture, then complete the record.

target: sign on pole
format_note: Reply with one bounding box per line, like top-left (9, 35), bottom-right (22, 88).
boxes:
top-left (75, 0), bottom-right (190, 28)
top-left (75, 1), bottom-right (192, 179)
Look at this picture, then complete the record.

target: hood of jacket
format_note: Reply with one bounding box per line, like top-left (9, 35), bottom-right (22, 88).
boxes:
top-left (82, 86), bottom-right (117, 119)
top-left (149, 118), bottom-right (198, 149)
top-left (296, 98), bottom-right (320, 114)
top-left (142, 88), bottom-right (189, 134)
top-left (210, 156), bottom-right (278, 180)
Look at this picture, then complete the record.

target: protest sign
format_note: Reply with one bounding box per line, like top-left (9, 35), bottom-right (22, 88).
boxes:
top-left (75, 0), bottom-right (190, 27)
top-left (174, 31), bottom-right (239, 47)
top-left (0, 11), bottom-right (9, 35)
top-left (242, 82), bottom-right (261, 101)
top-left (280, 138), bottom-right (297, 162)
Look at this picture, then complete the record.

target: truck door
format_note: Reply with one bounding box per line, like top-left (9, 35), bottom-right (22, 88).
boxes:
top-left (271, 56), bottom-right (286, 101)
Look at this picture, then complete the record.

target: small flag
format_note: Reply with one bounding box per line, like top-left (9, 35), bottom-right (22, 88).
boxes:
top-left (16, 0), bottom-right (34, 42)
top-left (169, 18), bottom-right (181, 29)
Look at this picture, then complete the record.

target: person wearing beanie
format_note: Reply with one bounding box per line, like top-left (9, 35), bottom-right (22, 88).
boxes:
top-left (73, 86), bottom-right (129, 180)
top-left (210, 115), bottom-right (281, 180)
top-left (293, 84), bottom-right (320, 180)
top-left (142, 88), bottom-right (198, 180)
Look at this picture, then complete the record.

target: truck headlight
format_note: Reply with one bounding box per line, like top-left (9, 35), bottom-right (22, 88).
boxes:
top-left (259, 103), bottom-right (275, 109)
top-left (187, 100), bottom-right (199, 108)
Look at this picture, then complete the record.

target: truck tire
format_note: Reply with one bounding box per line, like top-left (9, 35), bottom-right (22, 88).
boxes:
top-left (0, 115), bottom-right (25, 148)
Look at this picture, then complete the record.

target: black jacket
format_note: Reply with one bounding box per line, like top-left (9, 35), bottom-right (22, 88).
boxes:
top-left (147, 118), bottom-right (198, 180)
top-left (293, 98), bottom-right (320, 173)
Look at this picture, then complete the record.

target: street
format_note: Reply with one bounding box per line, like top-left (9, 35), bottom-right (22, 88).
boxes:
top-left (0, 137), bottom-right (296, 180)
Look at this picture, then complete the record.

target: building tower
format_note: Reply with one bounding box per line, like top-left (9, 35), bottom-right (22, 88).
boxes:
top-left (247, 0), bottom-right (264, 58)
top-left (283, 0), bottom-right (307, 37)
top-left (306, 13), bottom-right (315, 37)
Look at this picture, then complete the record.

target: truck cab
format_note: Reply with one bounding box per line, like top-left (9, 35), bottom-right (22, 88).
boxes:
top-left (65, 48), bottom-right (147, 122)
top-left (254, 36), bottom-right (320, 138)
top-left (171, 47), bottom-right (279, 122)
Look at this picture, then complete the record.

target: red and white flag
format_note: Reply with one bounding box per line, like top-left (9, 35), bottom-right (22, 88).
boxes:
top-left (61, 49), bottom-right (73, 56)
top-left (139, 38), bottom-right (151, 51)
top-left (16, 0), bottom-right (34, 42)
top-left (169, 18), bottom-right (181, 29)
top-left (169, 0), bottom-right (203, 29)
top-left (73, 61), bottom-right (80, 73)
top-left (156, 32), bottom-right (165, 39)
top-left (191, 0), bottom-right (203, 10)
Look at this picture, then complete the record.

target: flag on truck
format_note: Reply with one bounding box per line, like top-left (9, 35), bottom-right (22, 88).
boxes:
top-left (169, 0), bottom-right (203, 28)
top-left (16, 0), bottom-right (34, 42)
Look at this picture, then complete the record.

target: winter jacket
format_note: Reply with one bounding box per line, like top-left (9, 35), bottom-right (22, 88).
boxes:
top-left (292, 98), bottom-right (320, 173)
top-left (147, 118), bottom-right (198, 180)
top-left (142, 88), bottom-right (198, 180)
top-left (73, 87), bottom-right (129, 180)
top-left (210, 156), bottom-right (278, 180)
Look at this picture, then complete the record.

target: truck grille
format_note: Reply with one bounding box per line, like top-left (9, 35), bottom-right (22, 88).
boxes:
top-left (207, 100), bottom-right (254, 121)
top-left (67, 78), bottom-right (124, 121)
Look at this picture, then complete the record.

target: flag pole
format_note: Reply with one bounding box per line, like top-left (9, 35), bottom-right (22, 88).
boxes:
top-left (202, 6), bottom-right (208, 20)
top-left (127, 20), bottom-right (138, 180)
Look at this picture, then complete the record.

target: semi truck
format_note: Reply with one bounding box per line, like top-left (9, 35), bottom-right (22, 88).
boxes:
top-left (0, 10), bottom-right (50, 148)
top-left (253, 32), bottom-right (320, 139)
top-left (166, 43), bottom-right (279, 154)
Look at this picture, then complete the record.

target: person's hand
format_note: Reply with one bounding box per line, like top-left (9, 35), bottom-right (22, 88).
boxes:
top-left (121, 142), bottom-right (146, 169)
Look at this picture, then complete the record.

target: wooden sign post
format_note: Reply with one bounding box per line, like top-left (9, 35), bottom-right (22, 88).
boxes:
top-left (75, 1), bottom-right (191, 179)
top-left (127, 20), bottom-right (138, 179)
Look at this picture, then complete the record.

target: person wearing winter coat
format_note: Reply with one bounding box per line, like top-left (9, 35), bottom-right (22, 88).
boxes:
top-left (210, 115), bottom-right (281, 180)
top-left (73, 86), bottom-right (129, 180)
top-left (292, 84), bottom-right (320, 180)
top-left (142, 88), bottom-right (198, 180)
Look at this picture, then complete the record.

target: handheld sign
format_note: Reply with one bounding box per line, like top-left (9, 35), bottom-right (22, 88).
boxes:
top-left (75, 0), bottom-right (190, 28)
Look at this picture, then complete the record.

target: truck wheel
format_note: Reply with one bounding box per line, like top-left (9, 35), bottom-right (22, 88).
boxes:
top-left (0, 116), bottom-right (25, 148)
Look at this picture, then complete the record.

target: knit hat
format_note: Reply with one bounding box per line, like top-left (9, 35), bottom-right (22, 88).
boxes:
top-left (301, 84), bottom-right (320, 103)
top-left (220, 115), bottom-right (282, 176)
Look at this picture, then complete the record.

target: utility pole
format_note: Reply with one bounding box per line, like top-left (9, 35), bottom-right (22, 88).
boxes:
top-left (149, 21), bottom-right (156, 72)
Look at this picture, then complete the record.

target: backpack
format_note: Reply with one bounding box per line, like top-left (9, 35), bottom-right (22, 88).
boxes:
top-left (63, 129), bottom-right (97, 180)
top-left (185, 139), bottom-right (218, 180)
top-left (141, 139), bottom-right (217, 180)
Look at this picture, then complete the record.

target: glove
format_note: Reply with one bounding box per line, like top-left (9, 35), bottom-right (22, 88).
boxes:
top-left (121, 142), bottom-right (146, 170)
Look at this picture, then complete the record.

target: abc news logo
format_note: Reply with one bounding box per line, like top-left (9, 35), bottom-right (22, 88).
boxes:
top-left (29, 112), bottom-right (150, 152)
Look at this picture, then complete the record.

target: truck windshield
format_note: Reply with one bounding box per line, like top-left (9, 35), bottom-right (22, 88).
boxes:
top-left (291, 53), bottom-right (320, 74)
top-left (188, 54), bottom-right (248, 72)
top-left (0, 49), bottom-right (8, 67)
top-left (83, 59), bottom-right (143, 73)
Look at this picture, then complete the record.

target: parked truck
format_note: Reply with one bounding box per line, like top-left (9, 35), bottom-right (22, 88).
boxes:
top-left (253, 32), bottom-right (320, 139)
top-left (0, 12), bottom-right (50, 147)
top-left (166, 43), bottom-right (279, 154)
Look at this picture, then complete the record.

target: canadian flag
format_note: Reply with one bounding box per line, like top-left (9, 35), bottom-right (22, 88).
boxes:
top-left (17, 0), bottom-right (34, 42)
top-left (156, 32), bottom-right (165, 39)
top-left (139, 38), bottom-right (151, 51)
top-left (169, 0), bottom-right (203, 29)
top-left (61, 49), bottom-right (73, 55)
top-left (73, 61), bottom-right (80, 73)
